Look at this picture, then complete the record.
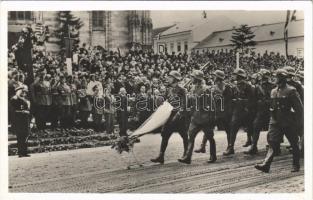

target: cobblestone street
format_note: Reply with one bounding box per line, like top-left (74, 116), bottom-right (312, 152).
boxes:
top-left (9, 130), bottom-right (304, 193)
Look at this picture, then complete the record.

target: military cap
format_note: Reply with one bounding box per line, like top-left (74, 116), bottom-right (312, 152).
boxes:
top-left (191, 70), bottom-right (204, 80)
top-left (283, 66), bottom-right (295, 76)
top-left (168, 70), bottom-right (182, 81)
top-left (213, 70), bottom-right (226, 80)
top-left (274, 69), bottom-right (289, 78)
top-left (233, 68), bottom-right (247, 78)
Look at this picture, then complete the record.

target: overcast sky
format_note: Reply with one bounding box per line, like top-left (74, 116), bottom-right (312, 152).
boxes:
top-left (151, 10), bottom-right (304, 28)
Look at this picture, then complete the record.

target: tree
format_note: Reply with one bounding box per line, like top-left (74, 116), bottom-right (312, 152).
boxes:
top-left (230, 24), bottom-right (257, 54)
top-left (54, 11), bottom-right (83, 52)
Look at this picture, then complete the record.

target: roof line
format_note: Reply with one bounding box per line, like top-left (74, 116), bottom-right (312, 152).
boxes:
top-left (212, 19), bottom-right (304, 34)
top-left (193, 35), bottom-right (304, 49)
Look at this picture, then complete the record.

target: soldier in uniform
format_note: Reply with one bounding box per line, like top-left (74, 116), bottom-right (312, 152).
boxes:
top-left (178, 70), bottom-right (216, 164)
top-left (10, 85), bottom-right (31, 157)
top-left (223, 68), bottom-right (256, 156)
top-left (255, 69), bottom-right (303, 173)
top-left (244, 69), bottom-right (275, 155)
top-left (150, 71), bottom-right (190, 164)
top-left (57, 75), bottom-right (72, 131)
top-left (194, 70), bottom-right (233, 154)
top-left (33, 73), bottom-right (52, 133)
top-left (283, 66), bottom-right (304, 157)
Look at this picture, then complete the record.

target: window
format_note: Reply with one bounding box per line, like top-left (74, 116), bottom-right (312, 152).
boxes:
top-left (9, 11), bottom-right (32, 20)
top-left (92, 11), bottom-right (105, 30)
top-left (184, 41), bottom-right (188, 52)
top-left (177, 41), bottom-right (181, 52)
top-left (297, 48), bottom-right (304, 58)
top-left (170, 43), bottom-right (174, 53)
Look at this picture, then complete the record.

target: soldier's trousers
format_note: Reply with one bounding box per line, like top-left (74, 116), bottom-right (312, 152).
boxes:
top-left (159, 114), bottom-right (190, 156)
top-left (185, 121), bottom-right (216, 160)
top-left (16, 130), bottom-right (29, 156)
top-left (229, 110), bottom-right (253, 148)
top-left (36, 105), bottom-right (50, 130)
top-left (251, 111), bottom-right (270, 148)
top-left (198, 116), bottom-right (231, 149)
top-left (262, 123), bottom-right (300, 167)
top-left (60, 105), bottom-right (72, 129)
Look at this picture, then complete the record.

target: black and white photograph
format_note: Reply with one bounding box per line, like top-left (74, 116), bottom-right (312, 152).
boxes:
top-left (0, 1), bottom-right (312, 199)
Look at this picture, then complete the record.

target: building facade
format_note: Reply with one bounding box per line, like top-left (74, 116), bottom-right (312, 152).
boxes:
top-left (152, 16), bottom-right (237, 55)
top-left (193, 20), bottom-right (304, 58)
top-left (8, 11), bottom-right (153, 53)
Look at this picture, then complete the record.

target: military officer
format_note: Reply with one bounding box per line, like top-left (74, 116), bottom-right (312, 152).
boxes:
top-left (244, 69), bottom-right (275, 155)
top-left (178, 70), bottom-right (216, 164)
top-left (194, 70), bottom-right (233, 154)
top-left (10, 85), bottom-right (31, 157)
top-left (255, 69), bottom-right (303, 173)
top-left (151, 70), bottom-right (190, 164)
top-left (223, 68), bottom-right (256, 156)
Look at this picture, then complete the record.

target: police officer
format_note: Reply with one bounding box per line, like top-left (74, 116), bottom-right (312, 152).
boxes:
top-left (255, 69), bottom-right (303, 173)
top-left (178, 70), bottom-right (216, 164)
top-left (151, 71), bottom-right (190, 164)
top-left (10, 85), bottom-right (31, 157)
top-left (194, 70), bottom-right (233, 154)
top-left (223, 68), bottom-right (256, 156)
top-left (244, 69), bottom-right (275, 155)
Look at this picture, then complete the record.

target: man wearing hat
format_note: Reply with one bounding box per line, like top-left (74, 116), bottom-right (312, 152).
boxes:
top-left (255, 69), bottom-right (303, 173)
top-left (283, 66), bottom-right (304, 157)
top-left (224, 68), bottom-right (256, 156)
top-left (194, 70), bottom-right (234, 155)
top-left (178, 70), bottom-right (216, 164)
top-left (283, 66), bottom-right (303, 103)
top-left (245, 69), bottom-right (275, 155)
top-left (151, 70), bottom-right (190, 164)
top-left (10, 85), bottom-right (31, 157)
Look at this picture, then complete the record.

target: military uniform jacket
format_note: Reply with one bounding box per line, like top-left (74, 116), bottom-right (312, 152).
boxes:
top-left (288, 80), bottom-right (304, 104)
top-left (190, 84), bottom-right (214, 125)
top-left (255, 81), bottom-right (275, 112)
top-left (211, 83), bottom-right (234, 119)
top-left (232, 81), bottom-right (256, 113)
top-left (269, 84), bottom-right (303, 127)
top-left (34, 81), bottom-right (52, 106)
top-left (10, 97), bottom-right (31, 133)
top-left (167, 84), bottom-right (188, 116)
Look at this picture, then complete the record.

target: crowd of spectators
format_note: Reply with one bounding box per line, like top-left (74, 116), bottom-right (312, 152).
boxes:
top-left (8, 42), bottom-right (304, 136)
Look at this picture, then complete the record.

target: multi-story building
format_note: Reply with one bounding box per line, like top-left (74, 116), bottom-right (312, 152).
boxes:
top-left (8, 11), bottom-right (153, 53)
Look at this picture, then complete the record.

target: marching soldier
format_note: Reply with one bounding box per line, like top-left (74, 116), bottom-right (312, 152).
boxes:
top-left (10, 85), bottom-right (31, 157)
top-left (223, 68), bottom-right (256, 156)
top-left (283, 66), bottom-right (304, 157)
top-left (255, 69), bottom-right (303, 173)
top-left (244, 69), bottom-right (275, 155)
top-left (151, 71), bottom-right (190, 164)
top-left (178, 70), bottom-right (216, 164)
top-left (194, 70), bottom-right (233, 154)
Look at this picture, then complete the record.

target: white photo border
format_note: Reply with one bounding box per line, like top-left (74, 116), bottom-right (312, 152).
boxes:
top-left (0, 1), bottom-right (312, 200)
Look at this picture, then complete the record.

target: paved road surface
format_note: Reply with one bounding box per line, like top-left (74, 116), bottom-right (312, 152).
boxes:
top-left (9, 130), bottom-right (304, 193)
